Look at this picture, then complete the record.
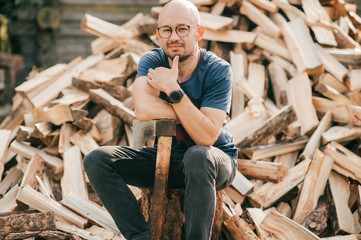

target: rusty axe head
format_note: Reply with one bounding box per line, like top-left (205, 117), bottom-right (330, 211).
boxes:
top-left (132, 119), bottom-right (176, 149)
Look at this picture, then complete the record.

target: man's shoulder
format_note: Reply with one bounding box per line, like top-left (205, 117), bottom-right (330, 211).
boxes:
top-left (201, 48), bottom-right (230, 68)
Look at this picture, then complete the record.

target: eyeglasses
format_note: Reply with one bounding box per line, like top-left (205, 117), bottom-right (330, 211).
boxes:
top-left (156, 24), bottom-right (199, 39)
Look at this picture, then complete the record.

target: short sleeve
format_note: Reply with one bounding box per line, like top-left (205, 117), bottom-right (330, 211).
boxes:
top-left (136, 49), bottom-right (166, 78)
top-left (201, 62), bottom-right (232, 114)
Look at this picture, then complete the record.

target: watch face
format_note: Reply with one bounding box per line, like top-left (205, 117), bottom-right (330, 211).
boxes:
top-left (169, 89), bottom-right (184, 103)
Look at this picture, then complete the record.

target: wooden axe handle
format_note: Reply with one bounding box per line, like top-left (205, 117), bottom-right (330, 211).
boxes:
top-left (149, 135), bottom-right (173, 240)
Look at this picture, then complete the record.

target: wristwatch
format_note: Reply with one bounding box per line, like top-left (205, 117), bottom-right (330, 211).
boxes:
top-left (167, 88), bottom-right (184, 104)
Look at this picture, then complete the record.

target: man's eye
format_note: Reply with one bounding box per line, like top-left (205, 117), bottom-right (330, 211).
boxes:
top-left (178, 27), bottom-right (188, 32)
top-left (162, 28), bottom-right (171, 32)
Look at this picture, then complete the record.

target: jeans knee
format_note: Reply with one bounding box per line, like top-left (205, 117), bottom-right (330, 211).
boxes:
top-left (83, 147), bottom-right (111, 177)
top-left (183, 146), bottom-right (214, 177)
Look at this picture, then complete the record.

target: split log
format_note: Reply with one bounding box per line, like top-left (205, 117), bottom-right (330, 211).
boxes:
top-left (55, 220), bottom-right (104, 240)
top-left (293, 150), bottom-right (334, 224)
top-left (274, 151), bottom-right (298, 169)
top-left (223, 215), bottom-right (260, 240)
top-left (0, 185), bottom-right (19, 212)
top-left (318, 73), bottom-right (348, 94)
top-left (347, 69), bottom-right (361, 91)
top-left (19, 153), bottom-right (46, 190)
top-left (92, 109), bottom-right (122, 145)
top-left (70, 130), bottom-right (99, 156)
top-left (0, 211), bottom-right (56, 237)
top-left (240, 0), bottom-right (281, 38)
top-left (254, 32), bottom-right (292, 61)
top-left (287, 72), bottom-right (320, 135)
top-left (229, 98), bottom-right (267, 147)
top-left (9, 140), bottom-right (63, 174)
top-left (86, 225), bottom-right (125, 240)
top-left (61, 192), bottom-right (120, 234)
top-left (61, 146), bottom-right (87, 198)
top-left (17, 186), bottom-right (88, 229)
top-left (58, 123), bottom-right (77, 154)
top-left (321, 125), bottom-right (361, 145)
top-left (199, 11), bottom-right (233, 30)
top-left (203, 28), bottom-right (256, 43)
top-left (89, 88), bottom-right (135, 124)
top-left (324, 141), bottom-right (361, 183)
top-left (247, 62), bottom-right (266, 99)
top-left (231, 170), bottom-right (254, 196)
top-left (327, 171), bottom-right (358, 234)
top-left (30, 54), bottom-right (103, 107)
top-left (237, 159), bottom-right (288, 182)
top-left (0, 167), bottom-right (23, 195)
top-left (268, 61), bottom-right (288, 108)
top-left (248, 158), bottom-right (311, 209)
top-left (315, 82), bottom-right (354, 105)
top-left (314, 44), bottom-right (348, 82)
top-left (242, 136), bottom-right (308, 160)
top-left (237, 105), bottom-right (296, 148)
top-left (312, 96), bottom-right (361, 125)
top-left (245, 208), bottom-right (277, 239)
top-left (281, 17), bottom-right (323, 75)
top-left (230, 50), bottom-right (246, 118)
top-left (52, 87), bottom-right (90, 107)
top-left (260, 208), bottom-right (321, 240)
top-left (247, 0), bottom-right (278, 12)
top-left (301, 195), bottom-right (329, 236)
top-left (300, 111), bottom-right (332, 160)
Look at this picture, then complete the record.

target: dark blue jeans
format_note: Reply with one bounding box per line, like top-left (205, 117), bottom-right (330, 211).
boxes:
top-left (83, 145), bottom-right (236, 240)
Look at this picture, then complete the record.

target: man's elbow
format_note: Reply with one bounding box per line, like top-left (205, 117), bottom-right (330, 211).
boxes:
top-left (134, 108), bottom-right (152, 121)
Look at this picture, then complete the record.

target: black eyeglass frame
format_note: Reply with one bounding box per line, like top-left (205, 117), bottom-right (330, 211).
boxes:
top-left (156, 24), bottom-right (200, 39)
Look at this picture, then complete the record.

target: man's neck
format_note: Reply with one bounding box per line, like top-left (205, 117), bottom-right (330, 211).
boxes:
top-left (174, 48), bottom-right (201, 83)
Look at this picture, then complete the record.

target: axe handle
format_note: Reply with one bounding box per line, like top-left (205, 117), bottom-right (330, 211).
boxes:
top-left (149, 136), bottom-right (173, 240)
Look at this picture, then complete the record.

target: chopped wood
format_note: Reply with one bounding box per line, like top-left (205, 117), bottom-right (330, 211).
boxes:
top-left (293, 150), bottom-right (334, 224)
top-left (321, 125), bottom-right (361, 145)
top-left (61, 146), bottom-right (87, 198)
top-left (89, 88), bottom-right (135, 124)
top-left (0, 185), bottom-right (18, 213)
top-left (237, 159), bottom-right (288, 182)
top-left (231, 170), bottom-right (254, 196)
top-left (70, 130), bottom-right (99, 156)
top-left (287, 72), bottom-right (320, 135)
top-left (268, 61), bottom-right (288, 108)
top-left (199, 11), bottom-right (233, 30)
top-left (281, 18), bottom-right (323, 75)
top-left (203, 28), bottom-right (256, 43)
top-left (247, 62), bottom-right (266, 99)
top-left (237, 105), bottom-right (296, 148)
top-left (224, 215), bottom-right (260, 240)
top-left (0, 167), bottom-right (23, 195)
top-left (248, 158), bottom-right (311, 208)
top-left (10, 140), bottom-right (63, 174)
top-left (230, 50), bottom-right (246, 118)
top-left (61, 192), bottom-right (120, 234)
top-left (242, 136), bottom-right (308, 160)
top-left (0, 211), bottom-right (56, 237)
top-left (240, 0), bottom-right (281, 38)
top-left (324, 141), bottom-right (361, 183)
top-left (19, 153), bottom-right (46, 190)
top-left (315, 82), bottom-right (355, 105)
top-left (17, 186), bottom-right (88, 229)
top-left (318, 73), bottom-right (349, 94)
top-left (55, 220), bottom-right (104, 240)
top-left (328, 171), bottom-right (358, 234)
top-left (347, 69), bottom-right (361, 91)
top-left (30, 54), bottom-right (103, 107)
top-left (300, 111), bottom-right (332, 160)
top-left (260, 208), bottom-right (321, 240)
top-left (254, 32), bottom-right (292, 61)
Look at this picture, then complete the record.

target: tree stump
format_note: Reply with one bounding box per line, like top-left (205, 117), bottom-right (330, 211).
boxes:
top-left (141, 189), bottom-right (223, 240)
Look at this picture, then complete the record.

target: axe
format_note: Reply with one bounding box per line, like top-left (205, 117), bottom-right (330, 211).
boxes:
top-left (133, 119), bottom-right (176, 239)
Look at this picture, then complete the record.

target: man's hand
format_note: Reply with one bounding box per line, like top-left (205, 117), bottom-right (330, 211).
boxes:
top-left (146, 55), bottom-right (180, 94)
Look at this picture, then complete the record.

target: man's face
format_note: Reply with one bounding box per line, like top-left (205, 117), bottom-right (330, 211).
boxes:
top-left (157, 9), bottom-right (200, 61)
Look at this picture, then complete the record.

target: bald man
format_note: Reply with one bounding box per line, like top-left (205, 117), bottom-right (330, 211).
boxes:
top-left (84, 1), bottom-right (238, 239)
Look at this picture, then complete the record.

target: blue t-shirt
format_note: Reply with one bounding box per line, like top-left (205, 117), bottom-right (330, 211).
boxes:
top-left (136, 47), bottom-right (238, 160)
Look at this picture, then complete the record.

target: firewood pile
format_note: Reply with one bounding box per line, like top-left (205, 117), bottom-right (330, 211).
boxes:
top-left (1, 0), bottom-right (361, 239)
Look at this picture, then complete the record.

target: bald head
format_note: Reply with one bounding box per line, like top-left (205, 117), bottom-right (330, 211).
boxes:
top-left (158, 0), bottom-right (201, 26)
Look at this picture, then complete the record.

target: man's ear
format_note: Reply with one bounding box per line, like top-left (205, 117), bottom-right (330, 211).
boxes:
top-left (197, 25), bottom-right (205, 41)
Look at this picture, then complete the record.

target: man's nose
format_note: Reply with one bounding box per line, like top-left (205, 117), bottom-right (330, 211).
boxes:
top-left (169, 28), bottom-right (180, 41)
